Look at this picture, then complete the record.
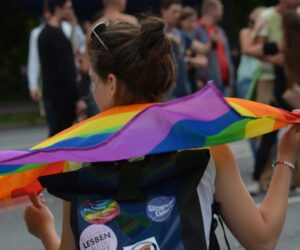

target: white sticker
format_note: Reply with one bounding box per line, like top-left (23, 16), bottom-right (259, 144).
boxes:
top-left (80, 224), bottom-right (118, 250)
top-left (123, 237), bottom-right (160, 250)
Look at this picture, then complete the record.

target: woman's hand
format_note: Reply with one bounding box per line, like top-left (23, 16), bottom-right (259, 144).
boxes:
top-left (24, 194), bottom-right (60, 250)
top-left (24, 194), bottom-right (55, 239)
top-left (278, 122), bottom-right (300, 164)
top-left (30, 89), bottom-right (42, 102)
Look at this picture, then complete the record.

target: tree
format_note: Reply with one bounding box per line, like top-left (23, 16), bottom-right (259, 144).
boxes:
top-left (0, 0), bottom-right (37, 101)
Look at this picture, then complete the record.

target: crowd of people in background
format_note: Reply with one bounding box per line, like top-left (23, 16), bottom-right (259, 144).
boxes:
top-left (27, 0), bottom-right (300, 195)
top-left (20, 0), bottom-right (300, 249)
top-left (237, 0), bottom-right (300, 194)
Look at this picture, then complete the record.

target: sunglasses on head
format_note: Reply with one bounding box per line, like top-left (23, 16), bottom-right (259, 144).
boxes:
top-left (91, 22), bottom-right (109, 52)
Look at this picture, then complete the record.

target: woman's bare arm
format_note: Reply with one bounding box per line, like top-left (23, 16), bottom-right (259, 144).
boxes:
top-left (213, 125), bottom-right (300, 250)
top-left (240, 28), bottom-right (264, 57)
top-left (191, 39), bottom-right (211, 54)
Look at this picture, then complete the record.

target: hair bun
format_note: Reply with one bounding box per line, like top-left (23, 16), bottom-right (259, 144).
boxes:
top-left (139, 17), bottom-right (171, 64)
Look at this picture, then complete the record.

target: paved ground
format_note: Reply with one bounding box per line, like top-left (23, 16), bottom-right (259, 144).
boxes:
top-left (0, 126), bottom-right (299, 249)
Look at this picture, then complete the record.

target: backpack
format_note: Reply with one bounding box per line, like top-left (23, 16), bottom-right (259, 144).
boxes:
top-left (40, 149), bottom-right (230, 250)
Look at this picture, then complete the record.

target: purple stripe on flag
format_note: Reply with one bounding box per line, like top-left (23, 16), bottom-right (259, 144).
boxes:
top-left (0, 85), bottom-right (230, 164)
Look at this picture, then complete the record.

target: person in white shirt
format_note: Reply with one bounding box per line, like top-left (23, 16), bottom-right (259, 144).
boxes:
top-left (27, 10), bottom-right (85, 102)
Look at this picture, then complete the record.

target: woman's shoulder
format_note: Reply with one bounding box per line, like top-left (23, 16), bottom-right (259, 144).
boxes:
top-left (210, 145), bottom-right (236, 169)
top-left (210, 144), bottom-right (232, 156)
top-left (239, 28), bottom-right (253, 39)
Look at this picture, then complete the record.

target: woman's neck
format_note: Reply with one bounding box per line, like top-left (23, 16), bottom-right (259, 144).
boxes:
top-left (201, 15), bottom-right (215, 26)
top-left (104, 6), bottom-right (122, 16)
top-left (48, 15), bottom-right (61, 27)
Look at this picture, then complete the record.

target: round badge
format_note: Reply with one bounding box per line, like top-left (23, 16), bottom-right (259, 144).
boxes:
top-left (146, 196), bottom-right (176, 222)
top-left (81, 199), bottom-right (120, 224)
top-left (79, 224), bottom-right (118, 250)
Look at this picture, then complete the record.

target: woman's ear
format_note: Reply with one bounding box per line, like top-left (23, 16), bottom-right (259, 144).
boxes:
top-left (107, 73), bottom-right (118, 98)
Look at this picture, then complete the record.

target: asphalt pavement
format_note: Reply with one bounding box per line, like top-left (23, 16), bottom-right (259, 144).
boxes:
top-left (0, 126), bottom-right (299, 250)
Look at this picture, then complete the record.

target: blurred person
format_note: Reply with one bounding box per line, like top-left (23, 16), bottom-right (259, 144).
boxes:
top-left (38, 0), bottom-right (86, 136)
top-left (161, 0), bottom-right (211, 98)
top-left (246, 0), bottom-right (300, 195)
top-left (282, 8), bottom-right (300, 106)
top-left (27, 5), bottom-right (85, 104)
top-left (196, 0), bottom-right (234, 96)
top-left (281, 9), bottom-right (300, 190)
top-left (27, 13), bottom-right (49, 103)
top-left (177, 7), bottom-right (198, 39)
top-left (76, 0), bottom-right (138, 116)
top-left (76, 19), bottom-right (100, 117)
top-left (178, 6), bottom-right (208, 92)
top-left (23, 17), bottom-right (300, 250)
top-left (99, 0), bottom-right (138, 24)
top-left (256, 0), bottom-right (300, 108)
top-left (236, 7), bottom-right (266, 99)
top-left (74, 0), bottom-right (137, 117)
top-left (235, 8), bottom-right (266, 172)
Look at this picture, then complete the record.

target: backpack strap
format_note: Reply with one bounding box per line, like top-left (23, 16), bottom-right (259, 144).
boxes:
top-left (177, 150), bottom-right (210, 250)
top-left (209, 201), bottom-right (231, 250)
top-left (117, 159), bottom-right (147, 201)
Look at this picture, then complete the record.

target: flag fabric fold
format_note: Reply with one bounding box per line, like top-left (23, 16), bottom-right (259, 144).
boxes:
top-left (0, 84), bottom-right (300, 201)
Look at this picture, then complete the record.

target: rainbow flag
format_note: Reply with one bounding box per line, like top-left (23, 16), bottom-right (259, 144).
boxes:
top-left (0, 84), bottom-right (299, 201)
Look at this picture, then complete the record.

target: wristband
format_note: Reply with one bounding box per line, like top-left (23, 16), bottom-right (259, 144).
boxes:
top-left (272, 160), bottom-right (295, 170)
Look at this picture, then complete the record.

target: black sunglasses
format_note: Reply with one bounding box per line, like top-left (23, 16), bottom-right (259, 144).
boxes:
top-left (91, 22), bottom-right (109, 52)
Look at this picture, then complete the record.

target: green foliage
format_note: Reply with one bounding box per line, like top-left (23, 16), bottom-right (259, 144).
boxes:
top-left (0, 1), bottom-right (38, 101)
top-left (0, 113), bottom-right (42, 124)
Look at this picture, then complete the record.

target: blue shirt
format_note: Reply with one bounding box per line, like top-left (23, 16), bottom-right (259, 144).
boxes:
top-left (167, 28), bottom-right (192, 98)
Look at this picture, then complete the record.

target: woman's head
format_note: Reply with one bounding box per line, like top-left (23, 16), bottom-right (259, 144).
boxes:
top-left (202, 0), bottom-right (223, 23)
top-left (178, 7), bottom-right (197, 32)
top-left (102, 0), bottom-right (127, 12)
top-left (248, 7), bottom-right (265, 29)
top-left (283, 10), bottom-right (300, 86)
top-left (87, 17), bottom-right (176, 111)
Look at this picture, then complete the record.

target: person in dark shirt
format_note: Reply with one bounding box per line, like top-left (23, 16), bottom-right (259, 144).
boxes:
top-left (39, 0), bottom-right (86, 136)
top-left (196, 0), bottom-right (234, 96)
top-left (161, 0), bottom-right (211, 98)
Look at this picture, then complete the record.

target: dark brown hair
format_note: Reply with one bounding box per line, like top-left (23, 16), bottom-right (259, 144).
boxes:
top-left (161, 0), bottom-right (182, 10)
top-left (45, 0), bottom-right (68, 14)
top-left (283, 10), bottom-right (300, 86)
top-left (88, 17), bottom-right (176, 105)
top-left (178, 6), bottom-right (197, 27)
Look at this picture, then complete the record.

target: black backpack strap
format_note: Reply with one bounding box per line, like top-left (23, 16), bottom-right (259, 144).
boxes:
top-left (177, 149), bottom-right (210, 250)
top-left (117, 160), bottom-right (146, 201)
top-left (209, 201), bottom-right (231, 250)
